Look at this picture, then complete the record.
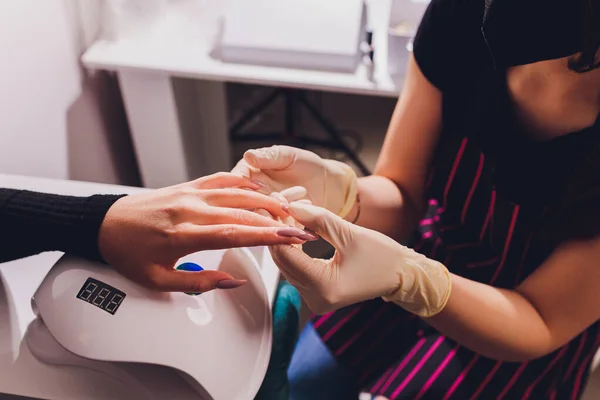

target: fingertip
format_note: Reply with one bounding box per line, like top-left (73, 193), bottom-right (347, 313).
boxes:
top-left (216, 279), bottom-right (247, 289)
top-left (243, 150), bottom-right (259, 165)
top-left (277, 227), bottom-right (318, 241)
top-left (266, 232), bottom-right (306, 246)
top-left (280, 186), bottom-right (308, 202)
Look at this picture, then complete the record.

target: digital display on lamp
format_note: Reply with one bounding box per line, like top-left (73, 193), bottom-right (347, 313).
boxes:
top-left (76, 278), bottom-right (126, 315)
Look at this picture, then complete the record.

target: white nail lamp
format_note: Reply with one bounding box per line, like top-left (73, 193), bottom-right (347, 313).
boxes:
top-left (25, 247), bottom-right (276, 400)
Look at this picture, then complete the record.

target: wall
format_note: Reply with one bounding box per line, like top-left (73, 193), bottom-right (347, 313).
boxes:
top-left (0, 0), bottom-right (140, 185)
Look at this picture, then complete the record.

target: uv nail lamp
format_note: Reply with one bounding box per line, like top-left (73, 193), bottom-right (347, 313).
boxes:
top-left (25, 247), bottom-right (278, 400)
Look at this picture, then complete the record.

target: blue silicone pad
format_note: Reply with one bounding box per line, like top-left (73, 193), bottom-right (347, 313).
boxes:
top-left (175, 262), bottom-right (204, 295)
top-left (176, 262), bottom-right (204, 272)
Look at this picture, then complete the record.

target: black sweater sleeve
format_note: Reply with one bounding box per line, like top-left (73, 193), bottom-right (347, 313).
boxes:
top-left (0, 189), bottom-right (126, 263)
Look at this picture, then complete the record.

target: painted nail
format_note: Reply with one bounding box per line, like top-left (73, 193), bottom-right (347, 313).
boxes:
top-left (216, 279), bottom-right (247, 289)
top-left (281, 204), bottom-right (290, 213)
top-left (277, 227), bottom-right (319, 241)
top-left (251, 179), bottom-right (267, 188)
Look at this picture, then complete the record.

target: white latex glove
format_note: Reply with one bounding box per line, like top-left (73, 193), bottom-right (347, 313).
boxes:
top-left (231, 145), bottom-right (358, 218)
top-left (269, 202), bottom-right (452, 318)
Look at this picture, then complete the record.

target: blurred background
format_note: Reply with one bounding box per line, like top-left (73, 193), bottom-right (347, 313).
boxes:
top-left (0, 0), bottom-right (401, 184)
top-left (2, 1), bottom-right (600, 399)
top-left (0, 0), bottom-right (412, 258)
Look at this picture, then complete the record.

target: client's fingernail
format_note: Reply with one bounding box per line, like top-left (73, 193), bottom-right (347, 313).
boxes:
top-left (281, 204), bottom-right (290, 213)
top-left (251, 179), bottom-right (267, 188)
top-left (216, 279), bottom-right (247, 289)
top-left (277, 227), bottom-right (318, 241)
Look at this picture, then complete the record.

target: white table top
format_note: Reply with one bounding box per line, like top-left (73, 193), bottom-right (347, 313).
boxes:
top-left (82, 0), bottom-right (405, 98)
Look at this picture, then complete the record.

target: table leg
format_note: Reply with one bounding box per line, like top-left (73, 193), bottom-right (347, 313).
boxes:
top-left (117, 71), bottom-right (231, 188)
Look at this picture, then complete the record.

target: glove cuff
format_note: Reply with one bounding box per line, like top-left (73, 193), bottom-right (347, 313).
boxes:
top-left (381, 248), bottom-right (452, 318)
top-left (334, 163), bottom-right (359, 219)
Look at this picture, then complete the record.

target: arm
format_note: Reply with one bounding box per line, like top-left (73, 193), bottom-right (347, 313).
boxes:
top-left (277, 198), bottom-right (600, 363)
top-left (345, 54), bottom-right (443, 243)
top-left (426, 237), bottom-right (600, 361)
top-left (0, 188), bottom-right (123, 263)
top-left (1, 174), bottom-right (312, 293)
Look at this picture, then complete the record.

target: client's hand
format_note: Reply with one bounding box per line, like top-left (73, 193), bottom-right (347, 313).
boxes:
top-left (98, 173), bottom-right (318, 294)
top-left (270, 202), bottom-right (451, 317)
top-left (231, 145), bottom-right (358, 218)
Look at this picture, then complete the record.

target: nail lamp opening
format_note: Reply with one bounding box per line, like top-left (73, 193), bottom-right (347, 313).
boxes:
top-left (27, 248), bottom-right (273, 400)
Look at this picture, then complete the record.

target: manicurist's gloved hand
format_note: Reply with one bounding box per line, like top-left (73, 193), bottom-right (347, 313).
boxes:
top-left (98, 173), bottom-right (317, 294)
top-left (231, 145), bottom-right (358, 218)
top-left (269, 202), bottom-right (452, 318)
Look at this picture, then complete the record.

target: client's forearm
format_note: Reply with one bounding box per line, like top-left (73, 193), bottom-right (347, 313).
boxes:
top-left (0, 189), bottom-right (124, 263)
top-left (426, 274), bottom-right (554, 362)
top-left (346, 175), bottom-right (423, 243)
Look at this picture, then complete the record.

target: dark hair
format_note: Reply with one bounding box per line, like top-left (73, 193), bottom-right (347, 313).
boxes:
top-left (539, 0), bottom-right (600, 246)
top-left (568, 0), bottom-right (600, 72)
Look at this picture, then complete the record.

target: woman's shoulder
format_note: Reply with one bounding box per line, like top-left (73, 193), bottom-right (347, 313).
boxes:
top-left (413, 0), bottom-right (493, 92)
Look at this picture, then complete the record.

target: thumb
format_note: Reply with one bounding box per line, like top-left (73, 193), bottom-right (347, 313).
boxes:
top-left (285, 202), bottom-right (354, 249)
top-left (149, 267), bottom-right (246, 293)
top-left (230, 158), bottom-right (255, 178)
top-left (244, 146), bottom-right (296, 170)
top-left (269, 245), bottom-right (327, 288)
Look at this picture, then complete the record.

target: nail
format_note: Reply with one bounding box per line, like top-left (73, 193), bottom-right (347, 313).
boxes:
top-left (277, 227), bottom-right (319, 241)
top-left (281, 204), bottom-right (290, 213)
top-left (216, 279), bottom-right (247, 289)
top-left (251, 179), bottom-right (267, 188)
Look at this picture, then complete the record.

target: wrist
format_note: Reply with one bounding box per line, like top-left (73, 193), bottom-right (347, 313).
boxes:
top-left (382, 246), bottom-right (452, 318)
top-left (326, 160), bottom-right (358, 218)
top-left (97, 195), bottom-right (128, 264)
top-left (344, 193), bottom-right (360, 223)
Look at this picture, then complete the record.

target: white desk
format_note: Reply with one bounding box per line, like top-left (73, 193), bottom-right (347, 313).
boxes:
top-left (82, 0), bottom-right (406, 189)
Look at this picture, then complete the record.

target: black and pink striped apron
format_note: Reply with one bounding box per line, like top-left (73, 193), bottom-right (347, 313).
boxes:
top-left (310, 71), bottom-right (600, 399)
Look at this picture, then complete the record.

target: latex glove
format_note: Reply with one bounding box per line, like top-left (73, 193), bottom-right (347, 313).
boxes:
top-left (269, 202), bottom-right (452, 318)
top-left (98, 173), bottom-right (318, 294)
top-left (255, 281), bottom-right (302, 400)
top-left (231, 145), bottom-right (358, 218)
